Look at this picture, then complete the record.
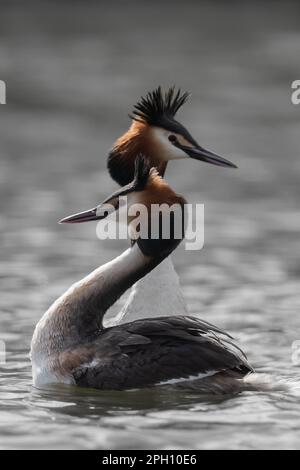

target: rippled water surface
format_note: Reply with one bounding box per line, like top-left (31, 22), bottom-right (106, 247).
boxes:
top-left (1, 1), bottom-right (300, 449)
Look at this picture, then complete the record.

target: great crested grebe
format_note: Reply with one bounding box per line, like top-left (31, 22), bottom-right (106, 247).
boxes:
top-left (31, 157), bottom-right (252, 392)
top-left (107, 87), bottom-right (237, 324)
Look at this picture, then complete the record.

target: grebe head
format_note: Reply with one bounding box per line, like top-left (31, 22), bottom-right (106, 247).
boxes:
top-left (60, 156), bottom-right (186, 258)
top-left (108, 86), bottom-right (237, 186)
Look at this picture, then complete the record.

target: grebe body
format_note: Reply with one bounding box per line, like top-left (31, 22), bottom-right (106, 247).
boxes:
top-left (31, 158), bottom-right (252, 392)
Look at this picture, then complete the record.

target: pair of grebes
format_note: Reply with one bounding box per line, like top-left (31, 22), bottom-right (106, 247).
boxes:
top-left (31, 87), bottom-right (254, 392)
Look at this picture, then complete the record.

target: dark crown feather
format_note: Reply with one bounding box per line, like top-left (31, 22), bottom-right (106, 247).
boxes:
top-left (130, 86), bottom-right (190, 125)
top-left (133, 154), bottom-right (152, 190)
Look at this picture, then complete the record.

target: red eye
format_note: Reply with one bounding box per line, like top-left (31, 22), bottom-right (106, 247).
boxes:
top-left (168, 134), bottom-right (177, 143)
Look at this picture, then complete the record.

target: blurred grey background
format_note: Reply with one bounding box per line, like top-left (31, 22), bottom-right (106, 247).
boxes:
top-left (1, 0), bottom-right (300, 450)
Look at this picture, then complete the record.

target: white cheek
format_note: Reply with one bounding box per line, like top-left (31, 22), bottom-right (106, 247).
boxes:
top-left (117, 202), bottom-right (129, 227)
top-left (152, 128), bottom-right (188, 160)
top-left (106, 194), bottom-right (140, 229)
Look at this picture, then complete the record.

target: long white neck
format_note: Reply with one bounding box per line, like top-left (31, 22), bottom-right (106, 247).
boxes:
top-left (114, 256), bottom-right (188, 324)
top-left (31, 244), bottom-right (159, 357)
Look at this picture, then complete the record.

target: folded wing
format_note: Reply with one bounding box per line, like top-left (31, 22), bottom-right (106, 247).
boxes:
top-left (72, 316), bottom-right (253, 390)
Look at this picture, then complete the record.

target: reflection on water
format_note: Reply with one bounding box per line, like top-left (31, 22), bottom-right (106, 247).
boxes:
top-left (0, 0), bottom-right (300, 450)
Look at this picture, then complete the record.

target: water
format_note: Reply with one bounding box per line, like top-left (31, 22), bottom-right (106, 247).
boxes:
top-left (1, 0), bottom-right (300, 449)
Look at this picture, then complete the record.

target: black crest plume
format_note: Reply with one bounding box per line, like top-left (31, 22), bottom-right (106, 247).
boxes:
top-left (130, 86), bottom-right (190, 125)
top-left (133, 154), bottom-right (152, 190)
top-left (101, 155), bottom-right (151, 205)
